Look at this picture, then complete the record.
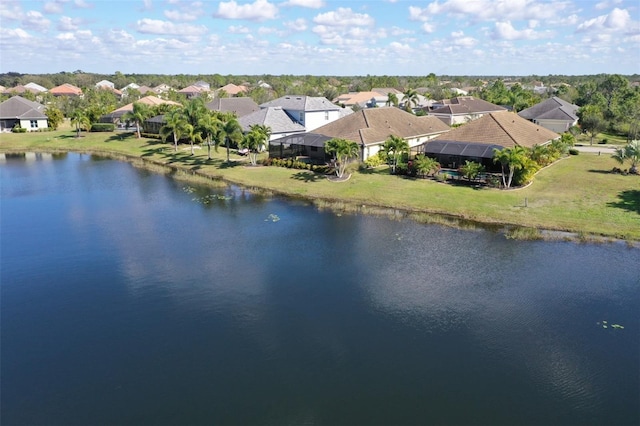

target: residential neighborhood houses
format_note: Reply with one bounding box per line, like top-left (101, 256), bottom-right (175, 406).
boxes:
top-left (1, 73), bottom-right (638, 185)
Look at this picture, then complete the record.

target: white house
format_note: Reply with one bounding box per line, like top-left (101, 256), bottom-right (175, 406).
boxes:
top-left (0, 96), bottom-right (48, 131)
top-left (259, 95), bottom-right (345, 132)
top-left (518, 97), bottom-right (579, 133)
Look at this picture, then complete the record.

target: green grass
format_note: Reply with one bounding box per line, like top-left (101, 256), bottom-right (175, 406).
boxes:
top-left (2, 126), bottom-right (639, 241)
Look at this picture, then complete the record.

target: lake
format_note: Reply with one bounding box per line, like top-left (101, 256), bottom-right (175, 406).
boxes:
top-left (1, 152), bottom-right (638, 426)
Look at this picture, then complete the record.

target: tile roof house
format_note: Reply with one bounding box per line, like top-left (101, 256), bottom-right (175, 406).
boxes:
top-left (313, 106), bottom-right (451, 160)
top-left (179, 85), bottom-right (208, 99)
top-left (259, 95), bottom-right (345, 131)
top-left (24, 82), bottom-right (48, 93)
top-left (517, 96), bottom-right (579, 133)
top-left (334, 91), bottom-right (388, 108)
top-left (100, 95), bottom-right (181, 124)
top-left (206, 97), bottom-right (259, 118)
top-left (95, 80), bottom-right (122, 96)
top-left (218, 83), bottom-right (249, 96)
top-left (0, 96), bottom-right (48, 131)
top-left (50, 83), bottom-right (83, 97)
top-left (429, 96), bottom-right (506, 125)
top-left (238, 107), bottom-right (306, 140)
top-left (418, 111), bottom-right (559, 169)
top-left (2, 85), bottom-right (41, 96)
top-left (153, 84), bottom-right (172, 95)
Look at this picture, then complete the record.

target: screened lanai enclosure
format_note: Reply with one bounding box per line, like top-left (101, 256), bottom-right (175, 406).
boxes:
top-left (412, 140), bottom-right (504, 172)
top-left (268, 133), bottom-right (333, 165)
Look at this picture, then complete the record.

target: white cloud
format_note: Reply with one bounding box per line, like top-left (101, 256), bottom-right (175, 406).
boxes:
top-left (44, 0), bottom-right (68, 14)
top-left (390, 26), bottom-right (413, 36)
top-left (283, 18), bottom-right (307, 31)
top-left (0, 27), bottom-right (32, 44)
top-left (164, 9), bottom-right (199, 21)
top-left (57, 15), bottom-right (81, 31)
top-left (282, 0), bottom-right (325, 8)
top-left (313, 8), bottom-right (374, 27)
top-left (73, 0), bottom-right (93, 9)
top-left (422, 22), bottom-right (435, 33)
top-left (577, 7), bottom-right (631, 32)
top-left (136, 18), bottom-right (207, 36)
top-left (595, 0), bottom-right (622, 10)
top-left (419, 0), bottom-right (570, 22)
top-left (214, 0), bottom-right (278, 21)
top-left (228, 25), bottom-right (250, 34)
top-left (493, 20), bottom-right (552, 40)
top-left (389, 41), bottom-right (412, 53)
top-left (24, 11), bottom-right (51, 32)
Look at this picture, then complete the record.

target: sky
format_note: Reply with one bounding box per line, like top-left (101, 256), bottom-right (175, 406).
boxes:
top-left (1, 0), bottom-right (639, 76)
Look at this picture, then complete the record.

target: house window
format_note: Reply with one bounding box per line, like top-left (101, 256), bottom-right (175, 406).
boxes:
top-left (324, 111), bottom-right (329, 120)
top-left (30, 120), bottom-right (38, 129)
top-left (299, 112), bottom-right (304, 122)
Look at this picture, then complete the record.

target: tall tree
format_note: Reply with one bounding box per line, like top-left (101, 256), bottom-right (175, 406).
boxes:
top-left (240, 125), bottom-right (270, 166)
top-left (325, 138), bottom-right (360, 178)
top-left (70, 108), bottom-right (90, 138)
top-left (493, 146), bottom-right (528, 188)
top-left (45, 105), bottom-right (64, 130)
top-left (217, 115), bottom-right (243, 163)
top-left (386, 92), bottom-right (399, 107)
top-left (160, 107), bottom-right (189, 152)
top-left (382, 135), bottom-right (409, 174)
top-left (122, 101), bottom-right (151, 138)
top-left (197, 112), bottom-right (222, 160)
top-left (402, 88), bottom-right (419, 113)
top-left (578, 104), bottom-right (606, 145)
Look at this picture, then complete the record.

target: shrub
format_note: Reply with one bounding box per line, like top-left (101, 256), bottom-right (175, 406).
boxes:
top-left (364, 152), bottom-right (385, 168)
top-left (12, 126), bottom-right (27, 133)
top-left (435, 173), bottom-right (447, 182)
top-left (91, 123), bottom-right (115, 132)
top-left (568, 148), bottom-right (579, 155)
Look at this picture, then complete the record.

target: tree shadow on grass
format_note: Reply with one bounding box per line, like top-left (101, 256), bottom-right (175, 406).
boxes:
top-left (104, 132), bottom-right (135, 142)
top-left (291, 171), bottom-right (324, 182)
top-left (607, 190), bottom-right (640, 214)
top-left (588, 169), bottom-right (616, 175)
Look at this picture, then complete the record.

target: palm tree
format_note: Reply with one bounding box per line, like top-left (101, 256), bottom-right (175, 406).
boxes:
top-left (160, 107), bottom-right (189, 152)
top-left (70, 109), bottom-right (90, 138)
top-left (122, 101), bottom-right (151, 138)
top-left (382, 135), bottom-right (410, 174)
top-left (413, 154), bottom-right (440, 178)
top-left (402, 88), bottom-right (419, 113)
top-left (612, 139), bottom-right (640, 174)
top-left (493, 146), bottom-right (528, 188)
top-left (325, 138), bottom-right (360, 178)
top-left (198, 112), bottom-right (222, 160)
top-left (217, 115), bottom-right (243, 163)
top-left (241, 125), bottom-right (270, 166)
top-left (386, 92), bottom-right (399, 107)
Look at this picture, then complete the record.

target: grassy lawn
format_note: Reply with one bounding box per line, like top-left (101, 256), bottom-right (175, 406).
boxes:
top-left (2, 127), bottom-right (639, 241)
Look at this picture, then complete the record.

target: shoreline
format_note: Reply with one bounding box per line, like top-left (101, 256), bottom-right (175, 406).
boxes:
top-left (3, 147), bottom-right (638, 247)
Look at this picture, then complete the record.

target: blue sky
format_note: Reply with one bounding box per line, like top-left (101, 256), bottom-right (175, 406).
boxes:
top-left (1, 0), bottom-right (639, 76)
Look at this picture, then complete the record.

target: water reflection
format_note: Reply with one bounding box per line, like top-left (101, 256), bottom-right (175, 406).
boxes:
top-left (2, 153), bottom-right (638, 426)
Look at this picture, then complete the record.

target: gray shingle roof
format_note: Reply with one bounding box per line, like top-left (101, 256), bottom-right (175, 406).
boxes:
top-left (238, 107), bottom-right (306, 134)
top-left (260, 95), bottom-right (341, 112)
top-left (0, 96), bottom-right (47, 119)
top-left (206, 97), bottom-right (260, 118)
top-left (518, 97), bottom-right (579, 121)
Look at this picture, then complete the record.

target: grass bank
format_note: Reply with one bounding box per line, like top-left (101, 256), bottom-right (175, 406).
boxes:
top-left (2, 127), bottom-right (639, 242)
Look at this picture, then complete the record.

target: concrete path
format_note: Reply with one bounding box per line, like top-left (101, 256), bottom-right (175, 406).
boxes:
top-left (573, 145), bottom-right (616, 155)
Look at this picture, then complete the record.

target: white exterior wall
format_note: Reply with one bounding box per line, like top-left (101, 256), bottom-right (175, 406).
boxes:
top-left (362, 134), bottom-right (443, 161)
top-left (535, 119), bottom-right (575, 134)
top-left (19, 118), bottom-right (48, 131)
top-left (297, 109), bottom-right (342, 131)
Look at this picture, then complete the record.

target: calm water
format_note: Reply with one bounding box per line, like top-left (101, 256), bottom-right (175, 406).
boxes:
top-left (1, 153), bottom-right (639, 426)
